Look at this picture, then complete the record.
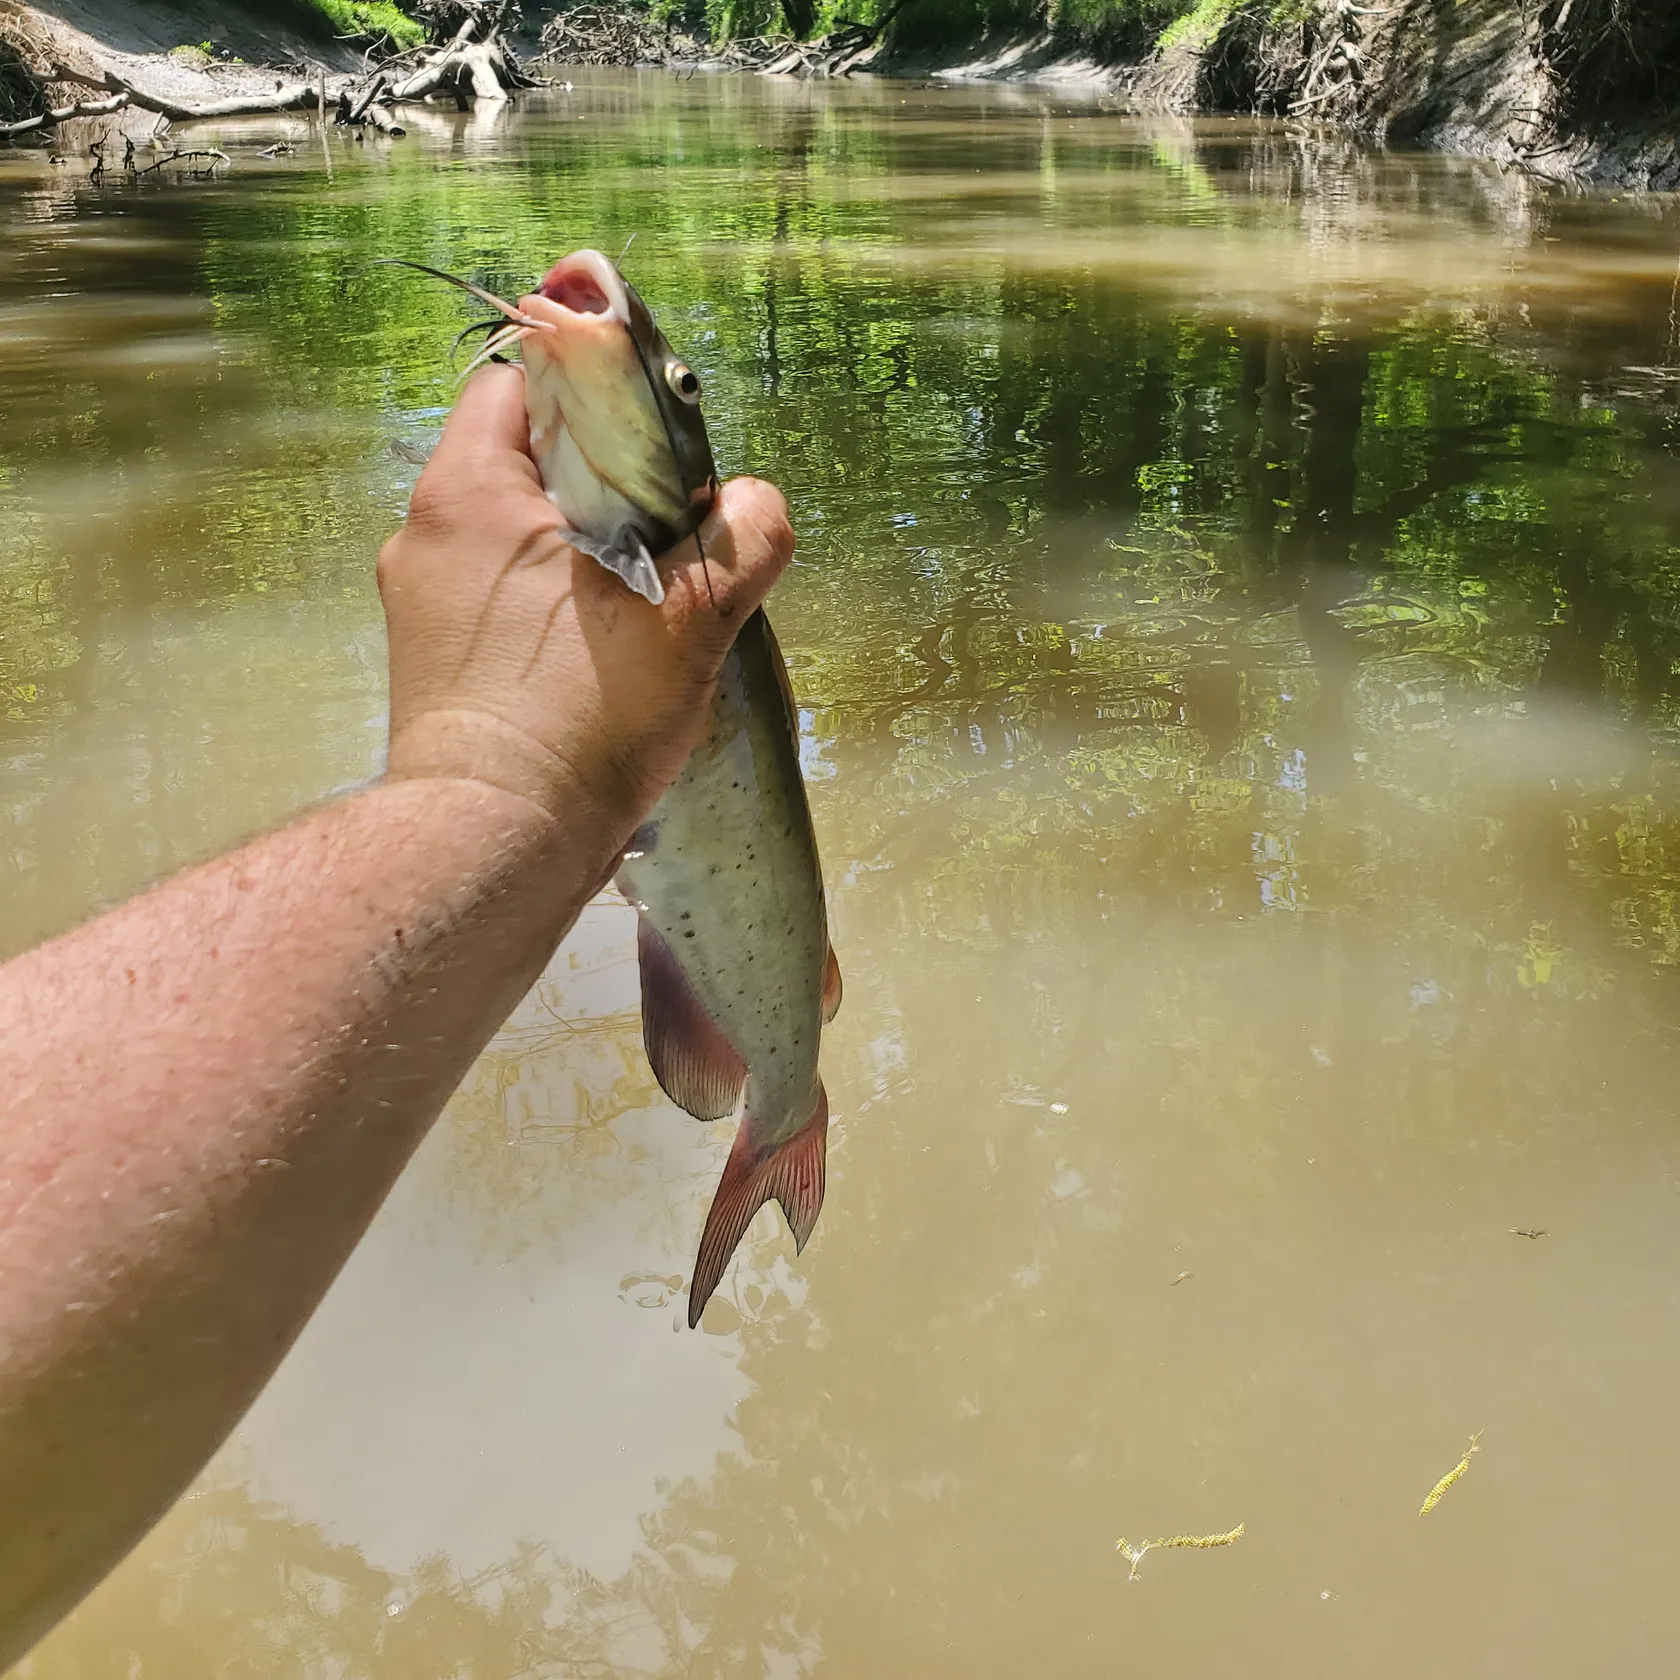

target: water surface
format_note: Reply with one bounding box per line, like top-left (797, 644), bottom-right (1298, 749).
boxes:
top-left (6, 70), bottom-right (1680, 1678)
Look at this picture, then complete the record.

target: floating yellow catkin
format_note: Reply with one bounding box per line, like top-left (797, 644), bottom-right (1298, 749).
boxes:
top-left (1115, 1523), bottom-right (1246, 1581)
top-left (1419, 1432), bottom-right (1483, 1516)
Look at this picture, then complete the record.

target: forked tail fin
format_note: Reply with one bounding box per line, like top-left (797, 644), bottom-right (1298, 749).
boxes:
top-left (687, 1083), bottom-right (828, 1329)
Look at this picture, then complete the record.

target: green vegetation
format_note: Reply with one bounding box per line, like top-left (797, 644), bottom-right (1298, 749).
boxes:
top-left (653, 0), bottom-right (1227, 53)
top-left (303, 0), bottom-right (425, 48)
top-left (1154, 0), bottom-right (1240, 51)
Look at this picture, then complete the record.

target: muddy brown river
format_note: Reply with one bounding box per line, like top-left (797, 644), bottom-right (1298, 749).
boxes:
top-left (6, 67), bottom-right (1680, 1678)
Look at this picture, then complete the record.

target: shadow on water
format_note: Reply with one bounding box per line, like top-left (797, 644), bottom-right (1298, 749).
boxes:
top-left (7, 68), bottom-right (1680, 1679)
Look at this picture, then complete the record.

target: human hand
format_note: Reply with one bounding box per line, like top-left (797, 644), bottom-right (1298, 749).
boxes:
top-left (377, 363), bottom-right (794, 837)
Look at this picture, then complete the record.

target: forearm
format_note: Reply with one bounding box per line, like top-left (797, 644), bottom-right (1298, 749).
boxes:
top-left (0, 774), bottom-right (617, 1663)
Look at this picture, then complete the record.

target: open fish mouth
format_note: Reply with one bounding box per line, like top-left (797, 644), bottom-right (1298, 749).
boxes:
top-left (535, 249), bottom-right (631, 322)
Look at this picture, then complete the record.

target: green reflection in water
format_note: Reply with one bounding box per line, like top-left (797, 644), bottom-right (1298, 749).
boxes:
top-left (8, 68), bottom-right (1680, 1680)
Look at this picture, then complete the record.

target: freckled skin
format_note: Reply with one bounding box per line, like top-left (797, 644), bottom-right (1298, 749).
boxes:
top-left (617, 612), bottom-right (828, 1146)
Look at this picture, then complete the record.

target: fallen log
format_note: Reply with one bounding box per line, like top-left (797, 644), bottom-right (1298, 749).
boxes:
top-left (346, 71), bottom-right (387, 123)
top-left (0, 90), bottom-right (127, 137)
top-left (392, 37), bottom-right (509, 101)
top-left (101, 70), bottom-right (337, 122)
top-left (388, 1), bottom-right (539, 104)
top-left (363, 101), bottom-right (405, 135)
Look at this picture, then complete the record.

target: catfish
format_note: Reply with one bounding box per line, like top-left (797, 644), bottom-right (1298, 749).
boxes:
top-left (391, 250), bottom-right (841, 1326)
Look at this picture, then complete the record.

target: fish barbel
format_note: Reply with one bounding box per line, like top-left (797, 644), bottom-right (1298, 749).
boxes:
top-left (398, 249), bottom-right (841, 1326)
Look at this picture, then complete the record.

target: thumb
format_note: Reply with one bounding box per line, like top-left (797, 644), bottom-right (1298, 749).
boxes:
top-left (660, 477), bottom-right (796, 664)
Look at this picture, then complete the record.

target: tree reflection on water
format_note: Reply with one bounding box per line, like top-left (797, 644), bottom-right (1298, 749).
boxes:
top-left (7, 72), bottom-right (1680, 1680)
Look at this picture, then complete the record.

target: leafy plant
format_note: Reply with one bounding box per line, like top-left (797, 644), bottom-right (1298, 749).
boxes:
top-left (305, 0), bottom-right (426, 48)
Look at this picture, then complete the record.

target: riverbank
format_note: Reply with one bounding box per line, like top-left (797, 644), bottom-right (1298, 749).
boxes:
top-left (0, 0), bottom-right (366, 139)
top-left (4, 0), bottom-right (1676, 190)
top-left (887, 0), bottom-right (1679, 189)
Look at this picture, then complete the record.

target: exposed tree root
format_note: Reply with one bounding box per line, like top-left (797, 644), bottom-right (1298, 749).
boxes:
top-left (1122, 0), bottom-right (1677, 184)
top-left (387, 0), bottom-right (542, 105)
top-left (533, 5), bottom-right (676, 69)
top-left (534, 3), bottom-right (900, 75)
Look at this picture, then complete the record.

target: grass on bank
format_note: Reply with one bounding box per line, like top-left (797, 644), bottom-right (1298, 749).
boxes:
top-left (304, 0), bottom-right (425, 48)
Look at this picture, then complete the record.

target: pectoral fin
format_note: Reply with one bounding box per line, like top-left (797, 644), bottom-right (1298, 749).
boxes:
top-left (635, 917), bottom-right (746, 1122)
top-left (563, 523), bottom-right (665, 605)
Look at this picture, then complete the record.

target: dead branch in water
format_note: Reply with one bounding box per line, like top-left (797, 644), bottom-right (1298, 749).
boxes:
top-left (134, 146), bottom-right (230, 176)
top-left (362, 99), bottom-right (406, 135)
top-left (100, 70), bottom-right (337, 122)
top-left (0, 89), bottom-right (126, 137)
top-left (345, 71), bottom-right (388, 123)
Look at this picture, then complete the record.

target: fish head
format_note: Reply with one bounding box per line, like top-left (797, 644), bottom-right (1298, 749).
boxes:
top-left (518, 249), bottom-right (717, 551)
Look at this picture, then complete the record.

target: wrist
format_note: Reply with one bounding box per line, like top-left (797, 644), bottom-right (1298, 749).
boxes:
top-left (385, 707), bottom-right (631, 832)
top-left (380, 710), bottom-right (639, 894)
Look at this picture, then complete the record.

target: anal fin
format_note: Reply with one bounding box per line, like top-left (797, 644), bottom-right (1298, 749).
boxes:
top-left (636, 917), bottom-right (746, 1122)
top-left (688, 1083), bottom-right (828, 1329)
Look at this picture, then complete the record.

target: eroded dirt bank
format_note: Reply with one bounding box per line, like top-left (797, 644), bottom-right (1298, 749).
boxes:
top-left (0, 0), bottom-right (364, 140)
top-left (890, 0), bottom-right (1680, 189)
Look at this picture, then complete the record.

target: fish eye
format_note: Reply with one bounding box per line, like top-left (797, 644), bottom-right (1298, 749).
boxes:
top-left (666, 361), bottom-right (701, 404)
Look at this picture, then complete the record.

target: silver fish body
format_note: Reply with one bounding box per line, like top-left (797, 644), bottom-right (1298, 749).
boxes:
top-left (618, 612), bottom-right (828, 1147)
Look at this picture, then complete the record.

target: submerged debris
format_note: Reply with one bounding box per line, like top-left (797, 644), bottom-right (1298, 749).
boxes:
top-left (1419, 1432), bottom-right (1482, 1516)
top-left (1115, 1523), bottom-right (1245, 1581)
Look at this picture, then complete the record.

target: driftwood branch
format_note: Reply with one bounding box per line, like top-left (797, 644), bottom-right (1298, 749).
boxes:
top-left (134, 147), bottom-right (231, 176)
top-left (346, 72), bottom-right (387, 122)
top-left (0, 91), bottom-right (127, 137)
top-left (101, 70), bottom-right (334, 122)
top-left (387, 0), bottom-right (539, 102)
top-left (48, 62), bottom-right (111, 90)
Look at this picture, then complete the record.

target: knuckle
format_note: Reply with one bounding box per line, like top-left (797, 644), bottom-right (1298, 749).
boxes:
top-left (375, 535), bottom-right (404, 601)
top-left (404, 471), bottom-right (457, 540)
top-left (764, 506), bottom-right (796, 564)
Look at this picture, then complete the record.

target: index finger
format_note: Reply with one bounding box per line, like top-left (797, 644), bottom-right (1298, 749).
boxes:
top-left (428, 363), bottom-right (541, 486)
